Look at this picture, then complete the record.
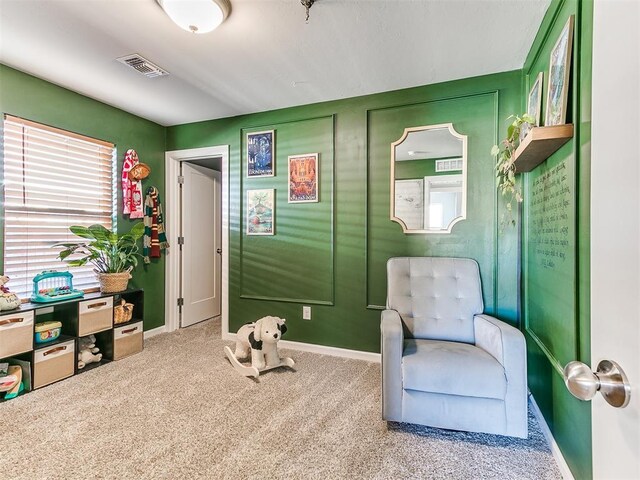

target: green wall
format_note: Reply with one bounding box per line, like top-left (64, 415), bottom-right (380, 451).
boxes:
top-left (521, 0), bottom-right (593, 478)
top-left (0, 64), bottom-right (167, 331)
top-left (168, 71), bottom-right (522, 351)
top-left (0, 7), bottom-right (598, 473)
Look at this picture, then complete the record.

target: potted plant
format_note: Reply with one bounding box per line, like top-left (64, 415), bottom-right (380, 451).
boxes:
top-left (491, 113), bottom-right (535, 228)
top-left (55, 223), bottom-right (145, 293)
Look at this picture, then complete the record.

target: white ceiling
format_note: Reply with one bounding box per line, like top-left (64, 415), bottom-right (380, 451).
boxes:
top-left (0, 0), bottom-right (550, 127)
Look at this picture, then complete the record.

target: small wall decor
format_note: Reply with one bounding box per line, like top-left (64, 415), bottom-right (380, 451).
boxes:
top-left (247, 189), bottom-right (275, 235)
top-left (528, 72), bottom-right (544, 127)
top-left (545, 15), bottom-right (574, 126)
top-left (143, 186), bottom-right (169, 264)
top-left (247, 130), bottom-right (275, 177)
top-left (288, 153), bottom-right (318, 203)
top-left (122, 149), bottom-right (144, 218)
top-left (128, 162), bottom-right (151, 181)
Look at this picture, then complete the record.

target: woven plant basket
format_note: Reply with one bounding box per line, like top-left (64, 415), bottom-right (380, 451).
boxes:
top-left (97, 270), bottom-right (132, 293)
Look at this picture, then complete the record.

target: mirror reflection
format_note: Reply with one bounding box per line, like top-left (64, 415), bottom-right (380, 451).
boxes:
top-left (391, 124), bottom-right (467, 233)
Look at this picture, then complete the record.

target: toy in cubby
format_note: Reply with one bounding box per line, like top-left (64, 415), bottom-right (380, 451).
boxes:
top-left (0, 362), bottom-right (24, 400)
top-left (0, 275), bottom-right (21, 311)
top-left (77, 335), bottom-right (103, 369)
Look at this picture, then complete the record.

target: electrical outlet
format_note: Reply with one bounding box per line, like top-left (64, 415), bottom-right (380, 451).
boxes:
top-left (302, 306), bottom-right (311, 320)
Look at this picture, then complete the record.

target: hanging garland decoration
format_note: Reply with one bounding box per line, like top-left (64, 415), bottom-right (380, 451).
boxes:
top-left (301, 0), bottom-right (316, 23)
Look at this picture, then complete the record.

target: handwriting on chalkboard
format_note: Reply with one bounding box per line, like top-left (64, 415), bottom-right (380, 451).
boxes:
top-left (530, 161), bottom-right (570, 269)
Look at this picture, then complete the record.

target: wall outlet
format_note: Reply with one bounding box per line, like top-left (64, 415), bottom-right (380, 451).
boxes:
top-left (302, 305), bottom-right (311, 320)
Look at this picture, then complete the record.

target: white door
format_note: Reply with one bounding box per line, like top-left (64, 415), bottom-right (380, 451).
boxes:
top-left (590, 1), bottom-right (639, 477)
top-left (181, 162), bottom-right (221, 327)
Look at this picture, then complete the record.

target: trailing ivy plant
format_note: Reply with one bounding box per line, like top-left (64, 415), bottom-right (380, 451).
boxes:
top-left (491, 113), bottom-right (535, 228)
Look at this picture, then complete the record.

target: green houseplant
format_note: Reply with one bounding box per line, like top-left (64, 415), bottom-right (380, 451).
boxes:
top-left (491, 113), bottom-right (535, 228)
top-left (56, 223), bottom-right (145, 293)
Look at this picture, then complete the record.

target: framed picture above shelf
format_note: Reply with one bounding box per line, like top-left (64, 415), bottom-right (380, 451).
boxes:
top-left (513, 124), bottom-right (574, 173)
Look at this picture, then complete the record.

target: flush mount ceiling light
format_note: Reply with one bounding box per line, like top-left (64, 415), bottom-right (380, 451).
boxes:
top-left (156, 0), bottom-right (231, 34)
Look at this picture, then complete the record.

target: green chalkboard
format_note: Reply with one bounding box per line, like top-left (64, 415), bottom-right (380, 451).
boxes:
top-left (525, 153), bottom-right (576, 368)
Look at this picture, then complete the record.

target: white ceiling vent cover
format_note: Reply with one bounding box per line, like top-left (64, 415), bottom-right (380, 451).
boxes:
top-left (435, 158), bottom-right (463, 172)
top-left (116, 54), bottom-right (169, 78)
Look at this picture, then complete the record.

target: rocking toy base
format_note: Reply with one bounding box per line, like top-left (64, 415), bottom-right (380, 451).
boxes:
top-left (224, 346), bottom-right (295, 378)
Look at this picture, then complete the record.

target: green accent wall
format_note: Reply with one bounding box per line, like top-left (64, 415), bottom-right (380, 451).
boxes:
top-left (0, 6), bottom-right (597, 475)
top-left (0, 64), bottom-right (167, 331)
top-left (522, 0), bottom-right (593, 478)
top-left (167, 71), bottom-right (522, 351)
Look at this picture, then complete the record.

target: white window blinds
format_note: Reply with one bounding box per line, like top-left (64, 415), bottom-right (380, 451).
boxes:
top-left (2, 115), bottom-right (116, 299)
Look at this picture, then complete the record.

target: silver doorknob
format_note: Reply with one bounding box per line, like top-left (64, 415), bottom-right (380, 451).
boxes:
top-left (563, 360), bottom-right (631, 408)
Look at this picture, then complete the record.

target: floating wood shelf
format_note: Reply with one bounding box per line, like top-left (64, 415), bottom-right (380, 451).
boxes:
top-left (513, 124), bottom-right (574, 173)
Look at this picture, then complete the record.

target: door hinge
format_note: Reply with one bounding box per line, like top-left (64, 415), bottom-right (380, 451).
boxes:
top-left (178, 236), bottom-right (185, 246)
top-left (177, 297), bottom-right (184, 307)
top-left (178, 175), bottom-right (184, 184)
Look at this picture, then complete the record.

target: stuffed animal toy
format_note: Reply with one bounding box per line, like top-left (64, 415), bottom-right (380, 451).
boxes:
top-left (77, 334), bottom-right (102, 369)
top-left (0, 275), bottom-right (20, 311)
top-left (78, 334), bottom-right (99, 353)
top-left (78, 349), bottom-right (102, 369)
top-left (234, 316), bottom-right (287, 370)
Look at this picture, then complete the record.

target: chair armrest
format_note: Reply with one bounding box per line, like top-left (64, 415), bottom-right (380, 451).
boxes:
top-left (474, 314), bottom-right (528, 437)
top-left (381, 309), bottom-right (404, 343)
top-left (473, 314), bottom-right (525, 368)
top-left (380, 309), bottom-right (404, 422)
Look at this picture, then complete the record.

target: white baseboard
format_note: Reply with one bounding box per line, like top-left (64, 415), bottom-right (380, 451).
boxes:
top-left (222, 332), bottom-right (381, 363)
top-left (144, 325), bottom-right (167, 340)
top-left (529, 394), bottom-right (574, 480)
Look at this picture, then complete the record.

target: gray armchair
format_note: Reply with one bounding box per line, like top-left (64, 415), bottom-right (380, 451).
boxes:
top-left (381, 257), bottom-right (527, 438)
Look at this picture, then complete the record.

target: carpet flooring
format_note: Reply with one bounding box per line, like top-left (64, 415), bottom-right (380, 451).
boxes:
top-left (2, 319), bottom-right (561, 480)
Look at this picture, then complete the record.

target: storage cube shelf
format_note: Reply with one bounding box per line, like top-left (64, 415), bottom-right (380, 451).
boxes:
top-left (0, 289), bottom-right (144, 401)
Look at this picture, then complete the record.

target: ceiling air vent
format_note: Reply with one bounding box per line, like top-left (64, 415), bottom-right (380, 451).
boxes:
top-left (116, 54), bottom-right (169, 78)
top-left (435, 158), bottom-right (463, 172)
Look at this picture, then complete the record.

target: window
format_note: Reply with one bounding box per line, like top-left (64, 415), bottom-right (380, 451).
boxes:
top-left (2, 115), bottom-right (116, 299)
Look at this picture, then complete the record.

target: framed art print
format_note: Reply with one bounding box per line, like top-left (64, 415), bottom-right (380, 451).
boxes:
top-left (246, 189), bottom-right (274, 235)
top-left (288, 153), bottom-right (318, 203)
top-left (528, 72), bottom-right (544, 126)
top-left (545, 16), bottom-right (574, 126)
top-left (247, 130), bottom-right (275, 177)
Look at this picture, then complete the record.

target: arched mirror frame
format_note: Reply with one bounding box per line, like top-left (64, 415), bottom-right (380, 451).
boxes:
top-left (390, 123), bottom-right (468, 234)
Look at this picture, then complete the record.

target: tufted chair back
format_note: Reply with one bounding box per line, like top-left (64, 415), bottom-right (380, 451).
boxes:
top-left (386, 257), bottom-right (484, 343)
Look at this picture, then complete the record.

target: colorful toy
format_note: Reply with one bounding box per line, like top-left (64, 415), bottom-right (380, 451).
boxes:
top-left (0, 275), bottom-right (21, 311)
top-left (224, 316), bottom-right (294, 378)
top-left (0, 363), bottom-right (16, 392)
top-left (30, 271), bottom-right (84, 303)
top-left (35, 321), bottom-right (62, 344)
top-left (4, 365), bottom-right (23, 400)
top-left (77, 335), bottom-right (102, 369)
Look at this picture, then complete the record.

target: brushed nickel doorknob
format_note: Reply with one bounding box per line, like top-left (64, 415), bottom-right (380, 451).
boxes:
top-left (563, 360), bottom-right (631, 408)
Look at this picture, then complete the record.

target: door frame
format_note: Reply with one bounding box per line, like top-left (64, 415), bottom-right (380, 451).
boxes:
top-left (164, 145), bottom-right (229, 334)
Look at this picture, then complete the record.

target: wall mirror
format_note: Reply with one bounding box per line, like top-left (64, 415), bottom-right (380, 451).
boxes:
top-left (391, 123), bottom-right (467, 233)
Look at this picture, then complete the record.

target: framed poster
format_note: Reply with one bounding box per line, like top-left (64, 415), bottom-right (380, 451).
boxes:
top-left (528, 72), bottom-right (544, 126)
top-left (545, 16), bottom-right (574, 126)
top-left (247, 130), bottom-right (275, 177)
top-left (288, 153), bottom-right (318, 203)
top-left (246, 189), bottom-right (274, 235)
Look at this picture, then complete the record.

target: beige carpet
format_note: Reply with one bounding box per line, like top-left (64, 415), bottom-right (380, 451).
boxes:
top-left (3, 319), bottom-right (561, 479)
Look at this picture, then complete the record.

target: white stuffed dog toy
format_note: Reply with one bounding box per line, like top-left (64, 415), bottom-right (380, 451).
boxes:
top-left (234, 316), bottom-right (287, 370)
